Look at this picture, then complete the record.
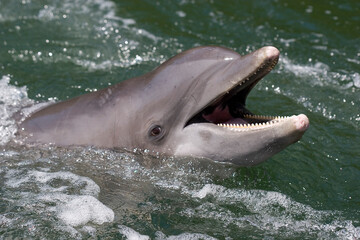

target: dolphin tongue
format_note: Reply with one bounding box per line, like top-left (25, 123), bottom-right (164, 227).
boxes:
top-left (202, 105), bottom-right (248, 125)
top-left (222, 118), bottom-right (249, 125)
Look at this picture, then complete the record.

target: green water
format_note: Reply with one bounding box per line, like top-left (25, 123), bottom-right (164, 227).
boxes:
top-left (0, 0), bottom-right (359, 239)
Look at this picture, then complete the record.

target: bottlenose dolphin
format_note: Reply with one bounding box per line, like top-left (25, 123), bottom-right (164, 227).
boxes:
top-left (18, 46), bottom-right (309, 166)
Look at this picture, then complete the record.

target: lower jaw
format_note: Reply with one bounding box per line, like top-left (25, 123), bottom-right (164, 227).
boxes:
top-left (201, 104), bottom-right (309, 131)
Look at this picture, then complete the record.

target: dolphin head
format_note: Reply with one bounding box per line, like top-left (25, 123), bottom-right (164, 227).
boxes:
top-left (134, 46), bottom-right (309, 166)
top-left (19, 45), bottom-right (308, 166)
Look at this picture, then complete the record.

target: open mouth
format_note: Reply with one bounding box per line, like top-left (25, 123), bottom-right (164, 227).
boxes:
top-left (185, 51), bottom-right (286, 130)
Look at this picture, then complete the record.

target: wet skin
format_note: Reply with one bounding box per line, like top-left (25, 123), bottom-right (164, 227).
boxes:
top-left (19, 46), bottom-right (309, 166)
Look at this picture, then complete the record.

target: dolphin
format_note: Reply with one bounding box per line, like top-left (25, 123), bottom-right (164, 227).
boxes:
top-left (18, 46), bottom-right (309, 166)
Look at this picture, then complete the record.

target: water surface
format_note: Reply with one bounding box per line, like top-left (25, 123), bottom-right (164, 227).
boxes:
top-left (0, 0), bottom-right (359, 239)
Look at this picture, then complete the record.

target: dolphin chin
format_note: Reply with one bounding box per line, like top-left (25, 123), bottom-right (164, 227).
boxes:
top-left (18, 45), bottom-right (309, 166)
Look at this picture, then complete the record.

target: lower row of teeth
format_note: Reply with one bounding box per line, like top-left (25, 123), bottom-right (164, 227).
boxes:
top-left (217, 116), bottom-right (290, 130)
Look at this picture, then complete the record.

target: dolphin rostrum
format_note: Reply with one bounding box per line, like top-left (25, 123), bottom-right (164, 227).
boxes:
top-left (18, 46), bottom-right (309, 166)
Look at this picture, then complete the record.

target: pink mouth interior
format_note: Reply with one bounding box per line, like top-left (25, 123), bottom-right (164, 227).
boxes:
top-left (202, 105), bottom-right (248, 125)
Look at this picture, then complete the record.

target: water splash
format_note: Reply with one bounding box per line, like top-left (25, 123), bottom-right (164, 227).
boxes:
top-left (0, 76), bottom-right (32, 145)
top-left (2, 167), bottom-right (114, 238)
top-left (184, 184), bottom-right (359, 239)
top-left (259, 57), bottom-right (360, 127)
top-left (3, 0), bottom-right (181, 73)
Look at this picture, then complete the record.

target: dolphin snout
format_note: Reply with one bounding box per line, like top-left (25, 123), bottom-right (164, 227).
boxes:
top-left (257, 46), bottom-right (280, 62)
top-left (294, 114), bottom-right (309, 132)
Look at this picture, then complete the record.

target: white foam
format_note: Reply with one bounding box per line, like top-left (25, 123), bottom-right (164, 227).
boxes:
top-left (38, 0), bottom-right (117, 22)
top-left (4, 0), bottom-right (170, 72)
top-left (155, 231), bottom-right (217, 240)
top-left (279, 38), bottom-right (296, 47)
top-left (117, 225), bottom-right (218, 240)
top-left (118, 17), bottom-right (136, 27)
top-left (38, 6), bottom-right (56, 20)
top-left (118, 225), bottom-right (150, 240)
top-left (280, 57), bottom-right (360, 90)
top-left (58, 196), bottom-right (114, 227)
top-left (186, 184), bottom-right (360, 239)
top-left (176, 11), bottom-right (186, 18)
top-left (0, 215), bottom-right (13, 228)
top-left (192, 183), bottom-right (223, 199)
top-left (353, 72), bottom-right (360, 88)
top-left (5, 170), bottom-right (100, 196)
top-left (4, 169), bottom-right (114, 230)
top-left (272, 57), bottom-right (360, 125)
top-left (281, 57), bottom-right (330, 82)
top-left (0, 75), bottom-right (33, 145)
top-left (80, 225), bottom-right (97, 235)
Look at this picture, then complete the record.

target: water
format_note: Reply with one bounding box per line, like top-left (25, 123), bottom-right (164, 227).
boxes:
top-left (0, 0), bottom-right (359, 239)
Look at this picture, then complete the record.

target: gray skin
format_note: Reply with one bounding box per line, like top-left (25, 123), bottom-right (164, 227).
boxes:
top-left (19, 46), bottom-right (309, 166)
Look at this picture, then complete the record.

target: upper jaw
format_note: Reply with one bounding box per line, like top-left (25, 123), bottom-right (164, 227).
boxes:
top-left (185, 46), bottom-right (280, 127)
top-left (208, 46), bottom-right (280, 109)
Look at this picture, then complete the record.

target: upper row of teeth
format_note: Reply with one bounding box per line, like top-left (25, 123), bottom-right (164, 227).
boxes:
top-left (237, 60), bottom-right (276, 86)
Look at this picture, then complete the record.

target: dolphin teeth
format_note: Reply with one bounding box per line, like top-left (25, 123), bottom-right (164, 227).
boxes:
top-left (217, 115), bottom-right (292, 130)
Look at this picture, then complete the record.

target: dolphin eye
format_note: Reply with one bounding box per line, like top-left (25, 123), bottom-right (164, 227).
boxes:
top-left (148, 125), bottom-right (166, 143)
top-left (150, 125), bottom-right (162, 136)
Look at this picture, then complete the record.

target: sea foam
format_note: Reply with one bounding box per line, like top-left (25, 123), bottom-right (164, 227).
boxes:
top-left (4, 169), bottom-right (114, 230)
top-left (0, 75), bottom-right (32, 145)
